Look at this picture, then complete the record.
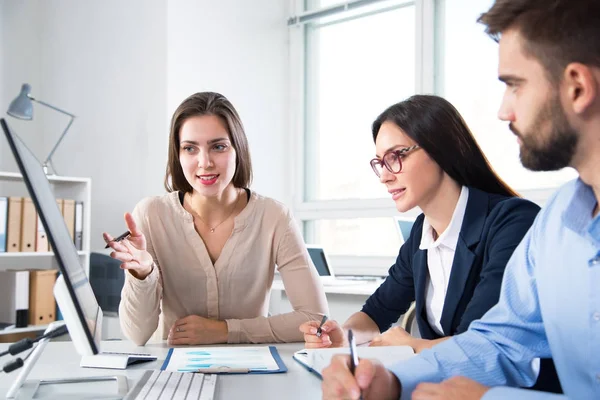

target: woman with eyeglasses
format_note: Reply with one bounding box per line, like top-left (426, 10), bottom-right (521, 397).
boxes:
top-left (300, 94), bottom-right (540, 353)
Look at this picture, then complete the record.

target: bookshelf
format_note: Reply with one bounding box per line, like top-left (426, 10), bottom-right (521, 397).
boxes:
top-left (0, 171), bottom-right (91, 336)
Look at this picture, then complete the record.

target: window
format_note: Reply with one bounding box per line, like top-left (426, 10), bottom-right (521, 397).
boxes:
top-left (289, 0), bottom-right (423, 274)
top-left (304, 2), bottom-right (415, 201)
top-left (290, 0), bottom-right (574, 275)
top-left (437, 0), bottom-right (577, 194)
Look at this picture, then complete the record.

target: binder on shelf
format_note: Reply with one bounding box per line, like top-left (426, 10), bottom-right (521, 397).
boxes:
top-left (55, 198), bottom-right (64, 214)
top-left (20, 197), bottom-right (37, 252)
top-left (62, 199), bottom-right (75, 242)
top-left (0, 197), bottom-right (7, 252)
top-left (74, 201), bottom-right (83, 250)
top-left (53, 199), bottom-right (63, 253)
top-left (6, 197), bottom-right (23, 252)
top-left (28, 270), bottom-right (58, 325)
top-left (0, 270), bottom-right (30, 328)
top-left (35, 215), bottom-right (49, 252)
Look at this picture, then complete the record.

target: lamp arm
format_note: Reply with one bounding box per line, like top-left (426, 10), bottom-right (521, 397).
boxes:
top-left (29, 97), bottom-right (77, 168)
top-left (30, 97), bottom-right (76, 118)
top-left (43, 114), bottom-right (75, 166)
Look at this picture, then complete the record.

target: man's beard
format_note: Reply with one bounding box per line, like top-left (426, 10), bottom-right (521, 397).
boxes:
top-left (511, 94), bottom-right (578, 171)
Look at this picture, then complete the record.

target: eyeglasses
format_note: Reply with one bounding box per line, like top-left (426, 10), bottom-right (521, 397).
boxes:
top-left (370, 145), bottom-right (420, 177)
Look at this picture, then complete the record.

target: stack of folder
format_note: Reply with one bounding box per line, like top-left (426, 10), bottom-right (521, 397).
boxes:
top-left (0, 269), bottom-right (58, 329)
top-left (0, 196), bottom-right (84, 253)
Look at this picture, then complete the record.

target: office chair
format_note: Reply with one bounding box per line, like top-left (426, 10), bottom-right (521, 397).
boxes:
top-left (89, 252), bottom-right (125, 317)
top-left (401, 302), bottom-right (421, 338)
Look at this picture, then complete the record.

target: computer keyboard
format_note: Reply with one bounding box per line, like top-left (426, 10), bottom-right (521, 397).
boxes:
top-left (124, 370), bottom-right (217, 400)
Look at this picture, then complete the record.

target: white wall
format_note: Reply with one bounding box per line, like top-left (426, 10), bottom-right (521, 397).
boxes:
top-left (1, 1), bottom-right (168, 250)
top-left (0, 2), bottom-right (43, 170)
top-left (167, 0), bottom-right (290, 203)
top-left (2, 0), bottom-right (290, 251)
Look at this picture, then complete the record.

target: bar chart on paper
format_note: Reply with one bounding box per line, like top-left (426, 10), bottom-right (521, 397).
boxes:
top-left (161, 346), bottom-right (287, 374)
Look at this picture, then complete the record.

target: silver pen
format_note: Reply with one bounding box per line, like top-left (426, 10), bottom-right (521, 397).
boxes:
top-left (316, 315), bottom-right (328, 338)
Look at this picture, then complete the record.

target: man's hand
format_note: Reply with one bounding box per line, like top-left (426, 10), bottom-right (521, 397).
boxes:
top-left (322, 355), bottom-right (401, 399)
top-left (412, 376), bottom-right (490, 400)
top-left (168, 315), bottom-right (228, 345)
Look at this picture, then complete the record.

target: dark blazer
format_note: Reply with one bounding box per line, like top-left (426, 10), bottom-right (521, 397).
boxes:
top-left (361, 187), bottom-right (540, 339)
top-left (360, 187), bottom-right (562, 393)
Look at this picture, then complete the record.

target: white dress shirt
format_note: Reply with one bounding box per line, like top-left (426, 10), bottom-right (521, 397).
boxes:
top-left (419, 186), bottom-right (469, 336)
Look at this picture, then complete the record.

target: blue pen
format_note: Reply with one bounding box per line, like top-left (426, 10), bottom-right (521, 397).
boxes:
top-left (348, 329), bottom-right (364, 400)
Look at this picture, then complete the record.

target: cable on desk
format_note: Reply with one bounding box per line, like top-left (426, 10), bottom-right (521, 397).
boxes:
top-left (0, 324), bottom-right (68, 359)
top-left (1, 343), bottom-right (37, 374)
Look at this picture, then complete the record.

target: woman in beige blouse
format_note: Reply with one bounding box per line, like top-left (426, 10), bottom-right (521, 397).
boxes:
top-left (103, 92), bottom-right (328, 346)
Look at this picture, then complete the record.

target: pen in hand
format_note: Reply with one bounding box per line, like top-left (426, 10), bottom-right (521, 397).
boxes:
top-left (316, 315), bottom-right (328, 338)
top-left (348, 329), bottom-right (364, 400)
top-left (104, 230), bottom-right (131, 248)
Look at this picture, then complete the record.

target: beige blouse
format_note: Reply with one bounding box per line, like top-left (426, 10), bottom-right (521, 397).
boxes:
top-left (119, 190), bottom-right (328, 345)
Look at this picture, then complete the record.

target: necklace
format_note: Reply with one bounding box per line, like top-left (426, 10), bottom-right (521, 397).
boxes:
top-left (189, 190), bottom-right (241, 233)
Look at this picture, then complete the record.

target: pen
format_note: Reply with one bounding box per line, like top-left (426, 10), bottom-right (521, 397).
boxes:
top-left (104, 230), bottom-right (131, 248)
top-left (316, 315), bottom-right (328, 338)
top-left (348, 329), bottom-right (363, 400)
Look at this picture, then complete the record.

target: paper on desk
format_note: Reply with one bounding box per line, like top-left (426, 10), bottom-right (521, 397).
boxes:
top-left (293, 345), bottom-right (415, 378)
top-left (161, 346), bottom-right (284, 373)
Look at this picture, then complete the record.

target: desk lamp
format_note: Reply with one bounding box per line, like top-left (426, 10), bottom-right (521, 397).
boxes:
top-left (7, 83), bottom-right (76, 175)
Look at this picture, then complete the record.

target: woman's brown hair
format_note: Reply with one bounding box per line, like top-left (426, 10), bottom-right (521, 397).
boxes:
top-left (164, 92), bottom-right (253, 193)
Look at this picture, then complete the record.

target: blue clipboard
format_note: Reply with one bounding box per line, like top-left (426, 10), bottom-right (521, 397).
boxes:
top-left (161, 346), bottom-right (287, 374)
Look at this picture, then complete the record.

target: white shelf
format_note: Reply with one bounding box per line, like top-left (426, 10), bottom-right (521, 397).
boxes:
top-left (0, 324), bottom-right (50, 336)
top-left (0, 251), bottom-right (88, 271)
top-left (1, 170), bottom-right (92, 333)
top-left (0, 171), bottom-right (90, 184)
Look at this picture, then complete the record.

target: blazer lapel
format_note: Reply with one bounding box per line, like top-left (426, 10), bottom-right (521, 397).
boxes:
top-left (439, 188), bottom-right (489, 335)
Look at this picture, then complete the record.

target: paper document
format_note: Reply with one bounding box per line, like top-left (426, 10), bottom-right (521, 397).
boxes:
top-left (293, 345), bottom-right (415, 379)
top-left (161, 346), bottom-right (287, 374)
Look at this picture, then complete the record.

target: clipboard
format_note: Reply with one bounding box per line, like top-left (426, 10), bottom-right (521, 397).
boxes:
top-left (161, 346), bottom-right (287, 374)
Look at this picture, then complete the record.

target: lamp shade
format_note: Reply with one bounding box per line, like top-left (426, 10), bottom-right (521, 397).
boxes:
top-left (7, 83), bottom-right (34, 120)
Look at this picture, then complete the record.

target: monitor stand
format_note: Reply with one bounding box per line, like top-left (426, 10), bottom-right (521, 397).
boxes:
top-left (6, 322), bottom-right (129, 400)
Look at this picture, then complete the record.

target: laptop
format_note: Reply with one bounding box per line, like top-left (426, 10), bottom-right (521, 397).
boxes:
top-left (306, 245), bottom-right (363, 286)
top-left (394, 216), bottom-right (415, 245)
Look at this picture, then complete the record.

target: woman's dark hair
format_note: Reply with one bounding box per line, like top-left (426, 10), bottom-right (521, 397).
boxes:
top-left (372, 95), bottom-right (518, 197)
top-left (164, 92), bottom-right (253, 193)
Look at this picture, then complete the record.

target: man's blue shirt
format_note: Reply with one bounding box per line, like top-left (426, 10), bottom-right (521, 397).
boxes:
top-left (391, 179), bottom-right (600, 399)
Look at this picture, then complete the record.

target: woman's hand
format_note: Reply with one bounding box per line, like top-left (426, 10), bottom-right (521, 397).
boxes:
top-left (370, 326), bottom-right (416, 348)
top-left (168, 315), bottom-right (229, 345)
top-left (299, 319), bottom-right (347, 349)
top-left (370, 326), bottom-right (443, 353)
top-left (103, 212), bottom-right (153, 280)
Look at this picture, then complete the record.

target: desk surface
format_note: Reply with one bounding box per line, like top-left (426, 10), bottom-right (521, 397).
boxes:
top-left (0, 340), bottom-right (321, 399)
top-left (271, 278), bottom-right (383, 295)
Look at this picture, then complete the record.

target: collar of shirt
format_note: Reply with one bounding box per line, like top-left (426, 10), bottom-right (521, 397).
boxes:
top-left (563, 178), bottom-right (600, 246)
top-left (420, 186), bottom-right (469, 251)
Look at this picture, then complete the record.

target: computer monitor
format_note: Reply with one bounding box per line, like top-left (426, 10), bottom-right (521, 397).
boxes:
top-left (1, 118), bottom-right (102, 358)
top-left (394, 216), bottom-right (415, 245)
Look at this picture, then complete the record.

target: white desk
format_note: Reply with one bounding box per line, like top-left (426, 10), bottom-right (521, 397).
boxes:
top-left (0, 340), bottom-right (321, 399)
top-left (270, 278), bottom-right (384, 323)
